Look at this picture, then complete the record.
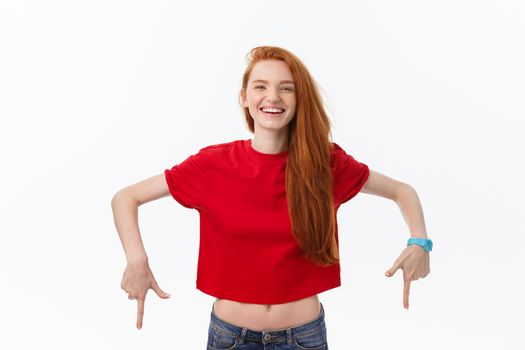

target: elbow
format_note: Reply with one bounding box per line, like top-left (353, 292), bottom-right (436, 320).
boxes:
top-left (112, 188), bottom-right (140, 208)
top-left (111, 189), bottom-right (130, 208)
top-left (111, 191), bottom-right (123, 209)
top-left (394, 184), bottom-right (416, 203)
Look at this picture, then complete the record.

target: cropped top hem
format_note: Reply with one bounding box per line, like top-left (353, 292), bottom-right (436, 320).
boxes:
top-left (196, 278), bottom-right (342, 304)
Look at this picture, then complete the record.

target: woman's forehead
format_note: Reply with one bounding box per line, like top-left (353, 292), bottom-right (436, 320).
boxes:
top-left (250, 60), bottom-right (293, 81)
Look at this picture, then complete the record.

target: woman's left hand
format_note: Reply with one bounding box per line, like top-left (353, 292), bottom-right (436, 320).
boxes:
top-left (384, 244), bottom-right (430, 309)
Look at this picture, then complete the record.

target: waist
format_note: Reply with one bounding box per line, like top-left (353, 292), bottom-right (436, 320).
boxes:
top-left (213, 294), bottom-right (321, 331)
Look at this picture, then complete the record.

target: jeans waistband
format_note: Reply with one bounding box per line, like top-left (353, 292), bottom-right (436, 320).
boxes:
top-left (209, 301), bottom-right (325, 344)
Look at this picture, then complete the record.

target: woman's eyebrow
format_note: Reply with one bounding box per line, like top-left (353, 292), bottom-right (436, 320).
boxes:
top-left (252, 79), bottom-right (295, 84)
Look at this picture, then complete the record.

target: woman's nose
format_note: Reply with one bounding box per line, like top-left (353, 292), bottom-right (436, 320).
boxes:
top-left (265, 88), bottom-right (281, 101)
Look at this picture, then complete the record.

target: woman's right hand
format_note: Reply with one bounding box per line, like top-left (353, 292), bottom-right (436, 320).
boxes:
top-left (120, 260), bottom-right (171, 329)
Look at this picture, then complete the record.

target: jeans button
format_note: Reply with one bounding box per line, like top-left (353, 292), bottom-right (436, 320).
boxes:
top-left (263, 333), bottom-right (271, 341)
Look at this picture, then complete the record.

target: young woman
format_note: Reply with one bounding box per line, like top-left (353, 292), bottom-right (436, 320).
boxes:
top-left (111, 46), bottom-right (432, 349)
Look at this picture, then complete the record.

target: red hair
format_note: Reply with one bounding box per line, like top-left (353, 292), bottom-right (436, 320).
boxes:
top-left (239, 46), bottom-right (338, 267)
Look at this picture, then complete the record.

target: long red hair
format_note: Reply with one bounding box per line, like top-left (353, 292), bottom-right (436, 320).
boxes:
top-left (239, 46), bottom-right (338, 267)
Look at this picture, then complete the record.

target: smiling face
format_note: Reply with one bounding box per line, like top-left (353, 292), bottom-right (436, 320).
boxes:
top-left (241, 59), bottom-right (297, 134)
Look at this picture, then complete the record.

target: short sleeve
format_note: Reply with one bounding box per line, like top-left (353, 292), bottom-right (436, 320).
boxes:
top-left (164, 150), bottom-right (207, 210)
top-left (331, 142), bottom-right (370, 206)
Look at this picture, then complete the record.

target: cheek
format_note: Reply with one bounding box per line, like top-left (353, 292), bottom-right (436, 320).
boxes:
top-left (248, 97), bottom-right (263, 109)
top-left (244, 97), bottom-right (254, 109)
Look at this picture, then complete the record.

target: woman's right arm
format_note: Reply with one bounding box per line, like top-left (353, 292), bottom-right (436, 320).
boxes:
top-left (111, 173), bottom-right (172, 329)
top-left (111, 173), bottom-right (170, 263)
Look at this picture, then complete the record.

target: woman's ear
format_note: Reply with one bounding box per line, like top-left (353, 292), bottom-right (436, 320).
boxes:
top-left (239, 88), bottom-right (248, 108)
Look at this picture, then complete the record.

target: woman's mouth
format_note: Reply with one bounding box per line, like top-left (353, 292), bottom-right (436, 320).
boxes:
top-left (260, 107), bottom-right (285, 116)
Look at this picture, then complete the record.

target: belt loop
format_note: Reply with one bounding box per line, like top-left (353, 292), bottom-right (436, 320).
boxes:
top-left (286, 327), bottom-right (292, 345)
top-left (238, 327), bottom-right (247, 344)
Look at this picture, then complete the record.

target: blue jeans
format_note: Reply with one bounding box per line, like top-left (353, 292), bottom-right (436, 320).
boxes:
top-left (206, 301), bottom-right (329, 350)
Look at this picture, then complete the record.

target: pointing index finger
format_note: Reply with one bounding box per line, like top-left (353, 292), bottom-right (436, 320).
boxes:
top-left (403, 278), bottom-right (411, 309)
top-left (137, 297), bottom-right (145, 329)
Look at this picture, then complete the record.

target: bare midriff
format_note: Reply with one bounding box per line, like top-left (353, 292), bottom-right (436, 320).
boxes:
top-left (213, 294), bottom-right (321, 331)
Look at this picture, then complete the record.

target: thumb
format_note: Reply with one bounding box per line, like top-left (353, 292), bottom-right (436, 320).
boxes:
top-left (151, 279), bottom-right (171, 299)
top-left (385, 263), bottom-right (401, 277)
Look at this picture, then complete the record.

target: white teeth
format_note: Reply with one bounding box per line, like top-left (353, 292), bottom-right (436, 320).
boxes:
top-left (261, 108), bottom-right (284, 113)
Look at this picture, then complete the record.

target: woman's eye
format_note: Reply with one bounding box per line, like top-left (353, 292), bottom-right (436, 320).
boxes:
top-left (254, 85), bottom-right (293, 91)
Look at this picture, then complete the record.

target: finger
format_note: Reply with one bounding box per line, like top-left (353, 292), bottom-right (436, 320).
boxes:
top-left (137, 297), bottom-right (145, 329)
top-left (151, 279), bottom-right (171, 299)
top-left (403, 279), bottom-right (411, 309)
top-left (385, 259), bottom-right (403, 277)
top-left (386, 249), bottom-right (411, 277)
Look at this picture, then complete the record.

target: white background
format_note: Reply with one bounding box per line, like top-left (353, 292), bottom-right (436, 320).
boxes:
top-left (1, 0), bottom-right (524, 349)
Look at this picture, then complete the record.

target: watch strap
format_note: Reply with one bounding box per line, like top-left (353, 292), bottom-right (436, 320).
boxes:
top-left (407, 237), bottom-right (433, 252)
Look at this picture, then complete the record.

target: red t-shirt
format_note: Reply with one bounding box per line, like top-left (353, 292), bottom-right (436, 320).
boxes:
top-left (164, 138), bottom-right (369, 304)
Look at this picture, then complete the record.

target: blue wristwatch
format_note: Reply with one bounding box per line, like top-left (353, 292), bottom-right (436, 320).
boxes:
top-left (407, 238), bottom-right (433, 252)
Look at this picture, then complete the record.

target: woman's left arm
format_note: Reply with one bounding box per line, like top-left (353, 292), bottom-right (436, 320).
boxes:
top-left (360, 170), bottom-right (431, 309)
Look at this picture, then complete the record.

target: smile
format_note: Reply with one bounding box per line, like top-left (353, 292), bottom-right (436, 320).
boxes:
top-left (260, 107), bottom-right (285, 116)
